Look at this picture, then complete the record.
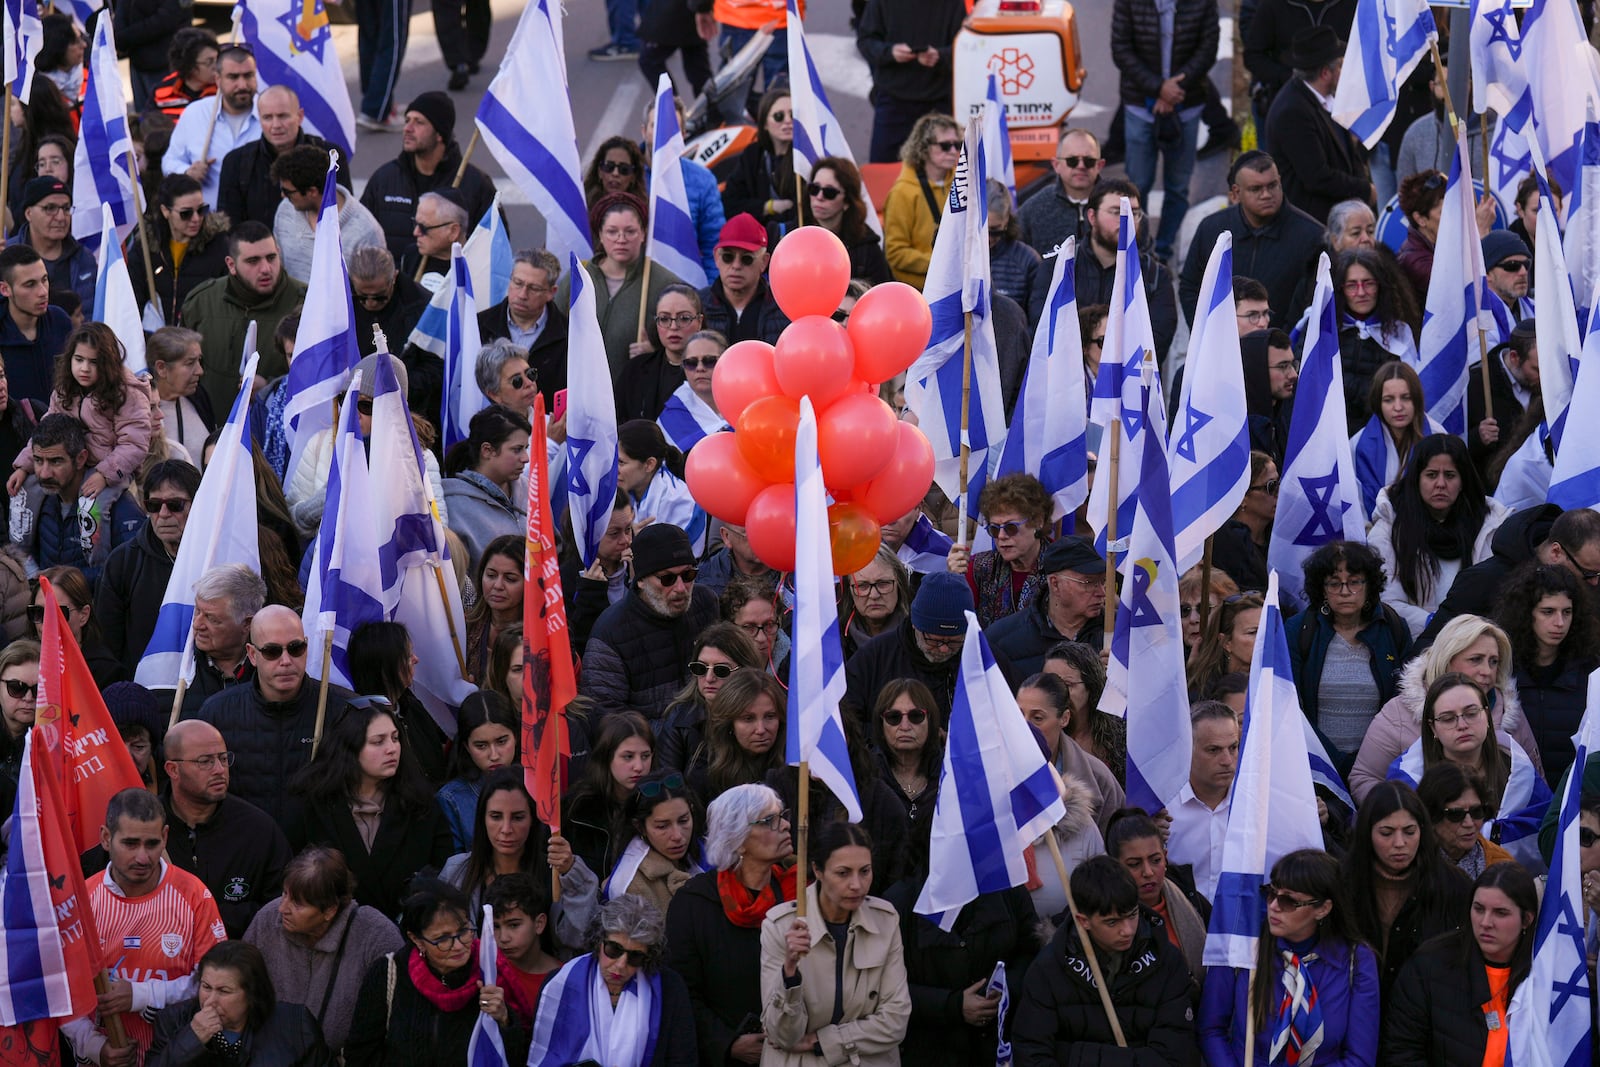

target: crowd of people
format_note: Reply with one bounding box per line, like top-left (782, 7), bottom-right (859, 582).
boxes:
top-left (4, 0), bottom-right (1600, 1064)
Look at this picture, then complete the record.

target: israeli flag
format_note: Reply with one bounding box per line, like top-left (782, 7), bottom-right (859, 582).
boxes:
top-left (1101, 374), bottom-right (1191, 814)
top-left (70, 15), bottom-right (137, 252)
top-left (915, 613), bottom-right (1066, 930)
top-left (467, 906), bottom-right (509, 1067)
top-left (1331, 0), bottom-right (1436, 148)
top-left (1414, 127), bottom-right (1485, 437)
top-left (1169, 232), bottom-right (1249, 571)
top-left (982, 74), bottom-right (1017, 206)
top-left (441, 244), bottom-right (487, 451)
top-left (787, 397), bottom-right (863, 823)
top-left (476, 0), bottom-right (592, 266)
top-left (566, 259), bottom-right (620, 568)
top-left (1548, 275), bottom-right (1600, 509)
top-left (135, 344), bottom-right (261, 689)
top-left (1507, 670), bottom-right (1600, 1066)
top-left (898, 514), bottom-right (954, 574)
top-left (646, 76), bottom-right (708, 289)
top-left (281, 156), bottom-right (361, 489)
top-left (1203, 570), bottom-right (1326, 969)
top-left (407, 195), bottom-right (514, 360)
top-left (1533, 153), bottom-right (1583, 455)
top-left (994, 237), bottom-right (1088, 523)
top-left (92, 203), bottom-right (144, 375)
top-left (1086, 198), bottom-right (1167, 565)
top-left (657, 384), bottom-right (729, 456)
top-left (236, 0), bottom-right (356, 157)
top-left (1267, 254), bottom-right (1364, 611)
top-left (905, 121), bottom-right (1007, 524)
top-left (302, 375), bottom-right (385, 688)
top-left (1565, 108), bottom-right (1600, 318)
top-left (785, 0), bottom-right (881, 236)
top-left (1471, 0), bottom-right (1536, 206)
top-left (4, 0), bottom-right (41, 105)
top-left (1523, 0), bottom-right (1600, 217)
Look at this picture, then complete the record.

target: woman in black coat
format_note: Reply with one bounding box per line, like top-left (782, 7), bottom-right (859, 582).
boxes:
top-left (291, 697), bottom-right (455, 922)
top-left (127, 174), bottom-right (233, 326)
top-left (149, 942), bottom-right (334, 1067)
top-left (1495, 561), bottom-right (1600, 782)
top-left (722, 89), bottom-right (797, 245)
top-left (563, 711), bottom-right (657, 882)
top-left (346, 621), bottom-right (452, 786)
top-left (1332, 247), bottom-right (1420, 437)
top-left (795, 156), bottom-right (893, 287)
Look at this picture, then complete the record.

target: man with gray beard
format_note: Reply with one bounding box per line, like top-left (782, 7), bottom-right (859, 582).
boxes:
top-left (579, 524), bottom-right (720, 723)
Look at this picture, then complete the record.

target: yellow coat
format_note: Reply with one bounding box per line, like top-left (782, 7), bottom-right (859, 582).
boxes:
top-left (882, 164), bottom-right (950, 291)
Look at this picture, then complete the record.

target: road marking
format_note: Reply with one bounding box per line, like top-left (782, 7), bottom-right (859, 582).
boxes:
top-left (581, 80), bottom-right (648, 168)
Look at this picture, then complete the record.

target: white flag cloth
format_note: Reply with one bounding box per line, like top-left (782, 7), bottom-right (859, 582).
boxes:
top-left (982, 74), bottom-right (1017, 206)
top-left (236, 0), bottom-right (356, 156)
top-left (466, 906), bottom-right (510, 1067)
top-left (70, 15), bottom-right (137, 252)
top-left (1414, 126), bottom-right (1486, 437)
top-left (1548, 261), bottom-right (1600, 510)
top-left (1533, 154), bottom-right (1583, 457)
top-left (92, 203), bottom-right (145, 375)
top-left (4, 0), bottom-right (41, 105)
top-left (1521, 0), bottom-right (1600, 218)
top-left (565, 260), bottom-right (621, 568)
top-left (785, 0), bottom-right (881, 236)
top-left (1331, 0), bottom-right (1436, 148)
top-left (646, 76), bottom-right (708, 289)
top-left (1565, 109), bottom-right (1600, 317)
top-left (440, 243), bottom-right (487, 451)
top-left (407, 195), bottom-right (513, 359)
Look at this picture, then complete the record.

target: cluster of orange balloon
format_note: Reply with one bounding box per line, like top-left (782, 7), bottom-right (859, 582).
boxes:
top-left (684, 227), bottom-right (935, 575)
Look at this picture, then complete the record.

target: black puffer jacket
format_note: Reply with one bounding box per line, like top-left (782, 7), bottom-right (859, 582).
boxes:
top-left (217, 131), bottom-right (347, 228)
top-left (127, 208), bottom-right (232, 327)
top-left (1111, 0), bottom-right (1220, 111)
top-left (844, 618), bottom-right (1011, 731)
top-left (578, 585), bottom-right (721, 723)
top-left (699, 279), bottom-right (791, 348)
top-left (1381, 932), bottom-right (1503, 1066)
top-left (185, 679), bottom-right (355, 832)
top-left (149, 999), bottom-right (334, 1067)
top-left (359, 144), bottom-right (498, 260)
top-left (94, 521), bottom-right (175, 678)
top-left (881, 880), bottom-right (1042, 1066)
top-left (986, 590), bottom-right (1102, 680)
top-left (1012, 910), bottom-right (1201, 1066)
top-left (344, 947), bottom-right (530, 1067)
top-left (1513, 653), bottom-right (1597, 784)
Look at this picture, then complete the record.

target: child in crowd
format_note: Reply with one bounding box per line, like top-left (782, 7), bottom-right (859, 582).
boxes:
top-left (485, 872), bottom-right (563, 1008)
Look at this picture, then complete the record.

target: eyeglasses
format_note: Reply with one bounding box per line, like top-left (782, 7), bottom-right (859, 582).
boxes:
top-left (1248, 480), bottom-right (1279, 496)
top-left (1431, 706), bottom-right (1485, 729)
top-left (1087, 335), bottom-right (1105, 349)
top-left (25, 603), bottom-right (67, 626)
top-left (655, 312), bottom-right (701, 328)
top-left (601, 227), bottom-right (643, 241)
top-left (1495, 259), bottom-right (1531, 273)
top-left (252, 638), bottom-right (310, 661)
top-left (652, 567), bottom-right (698, 587)
top-left (169, 751), bottom-right (237, 770)
top-left (881, 707), bottom-right (928, 726)
top-left (278, 185), bottom-right (303, 198)
top-left (987, 227), bottom-right (1006, 240)
top-left (749, 808), bottom-right (791, 831)
top-left (1054, 573), bottom-right (1098, 588)
top-left (1179, 603), bottom-right (1199, 619)
top-left (1441, 803), bottom-right (1491, 823)
top-left (638, 772), bottom-right (685, 798)
top-left (355, 398), bottom-right (375, 416)
top-left (1559, 544), bottom-right (1600, 584)
top-left (1341, 279), bottom-right (1378, 294)
top-left (2, 678), bottom-right (37, 700)
top-left (1236, 308), bottom-right (1270, 324)
top-left (740, 620), bottom-right (779, 638)
top-left (688, 660), bottom-right (738, 678)
top-left (173, 205), bottom-right (209, 221)
top-left (1056, 155), bottom-right (1099, 169)
top-left (144, 496), bottom-right (190, 515)
top-left (933, 140), bottom-right (962, 152)
top-left (599, 160), bottom-right (636, 176)
top-left (807, 183), bottom-right (842, 200)
top-left (353, 287), bottom-right (393, 306)
top-left (33, 202), bottom-right (70, 216)
top-left (769, 109), bottom-right (790, 122)
top-left (852, 579), bottom-right (895, 598)
top-left (718, 249), bottom-right (758, 267)
top-left (1323, 577), bottom-right (1367, 592)
top-left (1262, 886), bottom-right (1323, 910)
top-left (985, 520), bottom-right (1027, 539)
top-left (682, 355), bottom-right (719, 370)
top-left (1268, 358), bottom-right (1298, 373)
top-left (1582, 827), bottom-right (1600, 848)
top-left (413, 219), bottom-right (454, 233)
top-left (419, 925), bottom-right (476, 949)
top-left (600, 939), bottom-right (649, 967)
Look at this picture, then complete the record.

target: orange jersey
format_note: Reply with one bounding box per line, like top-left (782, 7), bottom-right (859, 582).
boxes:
top-left (88, 863), bottom-right (225, 1055)
top-left (713, 0), bottom-right (802, 30)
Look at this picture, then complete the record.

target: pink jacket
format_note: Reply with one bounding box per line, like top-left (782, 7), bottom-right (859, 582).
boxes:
top-left (1348, 656), bottom-right (1545, 804)
top-left (13, 368), bottom-right (154, 488)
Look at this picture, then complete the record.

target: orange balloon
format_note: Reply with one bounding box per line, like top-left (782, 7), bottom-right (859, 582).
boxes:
top-left (711, 340), bottom-right (780, 423)
top-left (745, 483), bottom-right (798, 572)
top-left (846, 282), bottom-right (933, 384)
top-left (818, 393), bottom-right (898, 489)
top-left (773, 316), bottom-right (855, 409)
top-left (855, 422), bottom-right (936, 524)
top-left (685, 432), bottom-right (768, 524)
top-left (769, 226), bottom-right (852, 321)
top-left (736, 394), bottom-right (801, 484)
top-left (827, 502), bottom-right (883, 576)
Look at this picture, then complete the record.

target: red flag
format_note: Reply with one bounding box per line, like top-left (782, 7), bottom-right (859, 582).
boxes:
top-left (33, 575), bottom-right (145, 854)
top-left (522, 394), bottom-right (574, 830)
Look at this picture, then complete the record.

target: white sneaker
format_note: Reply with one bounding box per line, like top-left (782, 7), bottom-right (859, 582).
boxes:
top-left (357, 110), bottom-right (403, 132)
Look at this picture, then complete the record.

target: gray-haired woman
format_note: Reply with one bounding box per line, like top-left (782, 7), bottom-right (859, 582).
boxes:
top-left (528, 894), bottom-right (698, 1066)
top-left (666, 783), bottom-right (796, 1065)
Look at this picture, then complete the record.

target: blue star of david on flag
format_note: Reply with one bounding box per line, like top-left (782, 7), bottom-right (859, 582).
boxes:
top-left (1173, 406), bottom-right (1212, 464)
top-left (1128, 559), bottom-right (1163, 627)
top-left (276, 0), bottom-right (331, 62)
top-left (1296, 466), bottom-right (1353, 544)
top-left (1484, 5), bottom-right (1523, 60)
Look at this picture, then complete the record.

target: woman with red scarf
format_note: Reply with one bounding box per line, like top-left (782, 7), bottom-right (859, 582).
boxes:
top-left (665, 784), bottom-right (797, 1066)
top-left (344, 879), bottom-right (532, 1067)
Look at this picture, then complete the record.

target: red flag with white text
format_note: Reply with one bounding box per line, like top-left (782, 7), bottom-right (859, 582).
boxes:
top-left (522, 394), bottom-right (574, 830)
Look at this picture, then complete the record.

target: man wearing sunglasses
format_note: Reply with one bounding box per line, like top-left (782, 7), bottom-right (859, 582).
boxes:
top-left (0, 641), bottom-right (39, 811)
top-left (405, 190), bottom-right (469, 291)
top-left (15, 177), bottom-right (96, 310)
top-left (10, 414), bottom-right (143, 586)
top-left (987, 537), bottom-right (1107, 677)
top-left (1018, 127), bottom-right (1105, 257)
top-left (348, 246), bottom-right (429, 358)
top-left (185, 605), bottom-right (354, 832)
top-left (580, 523), bottom-right (720, 722)
top-left (96, 461), bottom-right (202, 677)
top-left (699, 214), bottom-right (790, 347)
top-left (478, 249), bottom-right (568, 409)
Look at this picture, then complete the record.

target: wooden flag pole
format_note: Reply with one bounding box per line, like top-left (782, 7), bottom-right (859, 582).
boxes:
top-left (956, 310), bottom-right (975, 546)
top-left (311, 630), bottom-right (334, 757)
top-left (0, 86), bottom-right (12, 238)
top-left (93, 972), bottom-right (130, 1049)
top-left (1044, 763), bottom-right (1127, 1047)
top-left (124, 148), bottom-right (162, 327)
top-left (1242, 967), bottom-right (1258, 1067)
top-left (167, 678), bottom-right (187, 730)
top-left (1197, 534), bottom-right (1216, 638)
top-left (795, 762), bottom-right (811, 919)
top-left (1101, 411), bottom-right (1121, 651)
top-left (453, 128), bottom-right (481, 187)
top-left (635, 255), bottom-right (655, 345)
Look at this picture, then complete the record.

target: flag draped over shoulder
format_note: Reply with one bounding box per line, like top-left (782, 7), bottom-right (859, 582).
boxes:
top-left (523, 394), bottom-right (574, 830)
top-left (236, 0), bottom-right (356, 157)
top-left (71, 15), bottom-right (137, 252)
top-left (1414, 126), bottom-right (1485, 437)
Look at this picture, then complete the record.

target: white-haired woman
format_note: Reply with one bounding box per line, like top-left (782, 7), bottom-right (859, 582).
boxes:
top-left (528, 894), bottom-right (698, 1066)
top-left (665, 783), bottom-right (795, 1066)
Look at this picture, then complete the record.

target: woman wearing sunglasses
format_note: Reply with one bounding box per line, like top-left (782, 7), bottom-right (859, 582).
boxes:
top-left (657, 622), bottom-right (762, 775)
top-left (529, 894), bottom-right (698, 1067)
top-left (618, 284), bottom-right (706, 423)
top-left (1495, 562), bottom-right (1600, 781)
top-left (722, 89), bottom-right (797, 246)
top-left (346, 878), bottom-right (533, 1067)
top-left (872, 678), bottom-right (943, 872)
top-left (582, 136), bottom-right (648, 207)
top-left (884, 112), bottom-right (963, 289)
top-left (796, 156), bottom-right (892, 286)
top-left (657, 329), bottom-right (732, 457)
top-left (946, 472), bottom-right (1054, 629)
top-left (1418, 762), bottom-right (1514, 879)
top-left (31, 565), bottom-right (121, 687)
top-left (690, 670), bottom-right (787, 804)
top-left (127, 173), bottom-right (233, 325)
top-left (1199, 849), bottom-right (1380, 1066)
top-left (1351, 361), bottom-right (1441, 521)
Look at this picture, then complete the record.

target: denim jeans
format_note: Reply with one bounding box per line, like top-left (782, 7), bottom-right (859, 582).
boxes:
top-left (605, 0), bottom-right (643, 49)
top-left (355, 0), bottom-right (411, 120)
top-left (1124, 107), bottom-right (1201, 261)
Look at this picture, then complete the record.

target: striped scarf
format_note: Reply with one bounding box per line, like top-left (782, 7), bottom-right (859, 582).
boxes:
top-left (1269, 950), bottom-right (1325, 1066)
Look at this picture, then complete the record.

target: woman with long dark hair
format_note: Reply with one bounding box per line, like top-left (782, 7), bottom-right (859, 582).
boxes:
top-left (442, 407), bottom-right (530, 571)
top-left (797, 156), bottom-right (891, 285)
top-left (1418, 762), bottom-right (1515, 879)
top-left (564, 711), bottom-right (656, 882)
top-left (616, 419), bottom-right (705, 553)
top-left (1351, 360), bottom-right (1441, 520)
top-left (1496, 561), bottom-right (1600, 780)
top-left (32, 565), bottom-right (122, 688)
top-left (436, 692), bottom-right (519, 850)
top-left (693, 670), bottom-right (787, 803)
top-left (582, 136), bottom-right (648, 206)
top-left (656, 622), bottom-right (762, 775)
top-left (347, 620), bottom-right (449, 785)
top-left (723, 89), bottom-right (797, 242)
top-left (1105, 809), bottom-right (1209, 979)
top-left (1199, 850), bottom-right (1380, 1065)
top-left (461, 534), bottom-right (524, 685)
top-left (1369, 434), bottom-right (1509, 638)
top-left (871, 678), bottom-right (943, 874)
top-left (148, 941), bottom-right (335, 1066)
top-left (126, 174), bottom-right (232, 326)
top-left (1186, 592), bottom-right (1263, 700)
top-left (1332, 246), bottom-right (1420, 435)
top-left (602, 771), bottom-right (708, 914)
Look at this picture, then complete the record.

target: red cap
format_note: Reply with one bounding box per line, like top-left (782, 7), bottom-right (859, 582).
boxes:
top-left (716, 213), bottom-right (768, 252)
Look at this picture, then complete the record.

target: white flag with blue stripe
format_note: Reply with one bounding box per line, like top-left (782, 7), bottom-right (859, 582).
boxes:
top-left (1414, 126), bottom-right (1484, 437)
top-left (785, 0), bottom-right (881, 236)
top-left (1331, 0), bottom-right (1436, 148)
top-left (915, 613), bottom-right (1066, 930)
top-left (1101, 372), bottom-right (1191, 814)
top-left (1565, 108), bottom-right (1600, 319)
top-left (135, 345), bottom-right (261, 689)
top-left (467, 905), bottom-right (510, 1067)
top-left (441, 243), bottom-right (487, 451)
top-left (1169, 232), bottom-right (1249, 571)
top-left (476, 0), bottom-right (592, 267)
top-left (982, 74), bottom-right (1017, 206)
top-left (787, 396), bottom-right (862, 823)
top-left (1533, 154), bottom-right (1583, 456)
top-left (302, 375), bottom-right (385, 688)
top-left (1506, 668), bottom-right (1600, 1067)
top-left (3, 0), bottom-right (41, 105)
top-left (93, 203), bottom-right (145, 375)
top-left (566, 259), bottom-right (620, 568)
top-left (994, 237), bottom-right (1087, 522)
top-left (1203, 570), bottom-right (1326, 969)
top-left (1267, 254), bottom-right (1364, 611)
top-left (1471, 0), bottom-right (1536, 206)
top-left (236, 0), bottom-right (356, 157)
top-left (407, 195), bottom-right (513, 360)
top-left (1522, 0), bottom-right (1600, 221)
top-left (897, 514), bottom-right (954, 574)
top-left (70, 14), bottom-right (136, 252)
top-left (281, 156), bottom-right (361, 489)
top-left (905, 121), bottom-right (1007, 522)
top-left (1548, 272), bottom-right (1600, 510)
top-left (646, 75), bottom-right (708, 289)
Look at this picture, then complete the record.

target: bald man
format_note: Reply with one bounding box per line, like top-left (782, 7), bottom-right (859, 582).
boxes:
top-left (217, 85), bottom-right (352, 227)
top-left (161, 720), bottom-right (292, 936)
top-left (186, 605), bottom-right (355, 834)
